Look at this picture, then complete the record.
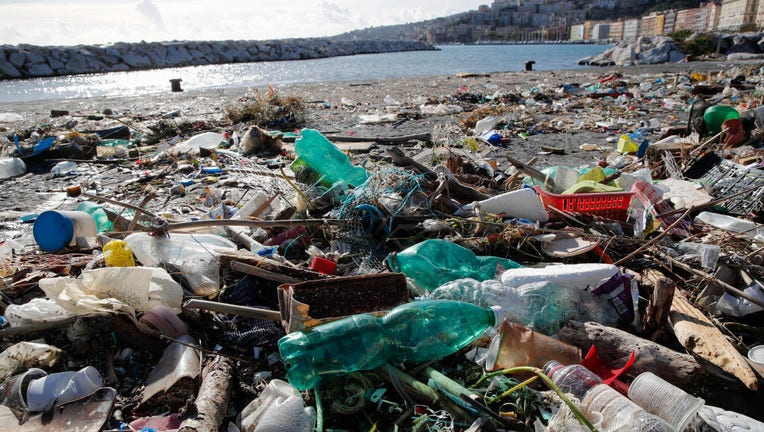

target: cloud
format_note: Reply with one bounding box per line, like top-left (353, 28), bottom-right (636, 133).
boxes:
top-left (136, 0), bottom-right (165, 30)
top-left (320, 0), bottom-right (352, 22)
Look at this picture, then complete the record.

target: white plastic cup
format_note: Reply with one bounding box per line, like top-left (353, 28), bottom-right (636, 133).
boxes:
top-left (26, 366), bottom-right (103, 412)
top-left (472, 187), bottom-right (549, 222)
top-left (627, 372), bottom-right (704, 432)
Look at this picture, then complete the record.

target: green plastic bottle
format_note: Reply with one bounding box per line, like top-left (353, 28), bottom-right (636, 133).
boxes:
top-left (76, 201), bottom-right (112, 232)
top-left (292, 129), bottom-right (368, 188)
top-left (386, 239), bottom-right (523, 292)
top-left (278, 299), bottom-right (502, 390)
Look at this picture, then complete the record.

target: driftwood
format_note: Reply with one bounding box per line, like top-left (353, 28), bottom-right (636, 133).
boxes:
top-left (387, 147), bottom-right (489, 203)
top-left (179, 356), bottom-right (235, 432)
top-left (641, 269), bottom-right (676, 342)
top-left (558, 321), bottom-right (704, 386)
top-left (669, 291), bottom-right (759, 390)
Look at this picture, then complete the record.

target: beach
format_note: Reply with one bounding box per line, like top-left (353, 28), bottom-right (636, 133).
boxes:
top-left (1, 58), bottom-right (764, 429)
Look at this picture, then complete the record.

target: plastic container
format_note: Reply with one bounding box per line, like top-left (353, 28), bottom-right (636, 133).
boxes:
top-left (694, 211), bottom-right (764, 242)
top-left (748, 345), bottom-right (764, 366)
top-left (584, 384), bottom-right (675, 432)
top-left (386, 239), bottom-right (523, 293)
top-left (462, 188), bottom-right (549, 222)
top-left (0, 157), bottom-right (26, 180)
top-left (534, 186), bottom-right (634, 221)
top-left (628, 372), bottom-right (704, 432)
top-left (309, 256), bottom-right (336, 275)
top-left (485, 321), bottom-right (581, 371)
top-left (33, 210), bottom-right (98, 252)
top-left (278, 300), bottom-right (501, 390)
top-left (50, 160), bottom-right (77, 177)
top-left (76, 201), bottom-right (112, 232)
top-left (26, 366), bottom-right (103, 412)
top-left (543, 360), bottom-right (603, 399)
top-left (500, 263), bottom-right (619, 290)
top-left (102, 239), bottom-right (135, 267)
top-left (237, 379), bottom-right (316, 432)
top-left (170, 132), bottom-right (224, 155)
top-left (431, 279), bottom-right (617, 335)
top-left (703, 105), bottom-right (739, 135)
top-left (293, 129), bottom-right (369, 188)
top-left (125, 232), bottom-right (238, 297)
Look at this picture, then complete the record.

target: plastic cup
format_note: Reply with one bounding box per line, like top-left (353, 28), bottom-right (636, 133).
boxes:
top-left (747, 345), bottom-right (764, 365)
top-left (26, 366), bottom-right (102, 412)
top-left (33, 210), bottom-right (98, 252)
top-left (627, 372), bottom-right (704, 432)
top-left (583, 384), bottom-right (643, 431)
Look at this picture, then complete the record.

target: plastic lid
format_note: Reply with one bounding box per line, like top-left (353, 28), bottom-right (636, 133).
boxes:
top-left (490, 305), bottom-right (505, 327)
top-left (33, 211), bottom-right (74, 252)
top-left (543, 360), bottom-right (563, 377)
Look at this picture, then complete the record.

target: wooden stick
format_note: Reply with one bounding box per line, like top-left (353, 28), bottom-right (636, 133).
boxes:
top-left (179, 357), bottom-right (235, 432)
top-left (614, 207), bottom-right (693, 265)
top-left (654, 251), bottom-right (764, 310)
top-left (558, 320), bottom-right (704, 386)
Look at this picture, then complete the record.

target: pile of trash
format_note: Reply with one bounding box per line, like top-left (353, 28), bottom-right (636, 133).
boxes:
top-left (0, 64), bottom-right (764, 432)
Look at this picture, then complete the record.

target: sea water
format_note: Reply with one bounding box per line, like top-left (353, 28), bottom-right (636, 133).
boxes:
top-left (0, 44), bottom-right (609, 103)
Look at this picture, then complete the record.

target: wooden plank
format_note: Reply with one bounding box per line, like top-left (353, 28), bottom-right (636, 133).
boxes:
top-left (669, 291), bottom-right (758, 390)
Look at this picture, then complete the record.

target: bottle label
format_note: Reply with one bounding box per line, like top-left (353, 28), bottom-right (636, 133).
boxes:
top-left (592, 273), bottom-right (635, 323)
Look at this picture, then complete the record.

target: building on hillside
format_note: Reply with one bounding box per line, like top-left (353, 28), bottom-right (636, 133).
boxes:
top-left (675, 8), bottom-right (691, 30)
top-left (592, 23), bottom-right (611, 40)
top-left (570, 23), bottom-right (585, 40)
top-left (471, 8), bottom-right (494, 25)
top-left (513, 11), bottom-right (534, 26)
top-left (532, 13), bottom-right (552, 27)
top-left (755, 0), bottom-right (764, 29)
top-left (705, 2), bottom-right (721, 30)
top-left (640, 13), bottom-right (657, 36)
top-left (676, 7), bottom-right (709, 32)
top-left (609, 20), bottom-right (625, 40)
top-left (663, 9), bottom-right (677, 34)
top-left (623, 18), bottom-right (641, 40)
top-left (718, 0), bottom-right (757, 30)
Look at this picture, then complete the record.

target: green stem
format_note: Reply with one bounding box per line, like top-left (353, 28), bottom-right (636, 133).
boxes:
top-left (480, 367), bottom-right (597, 432)
top-left (487, 376), bottom-right (538, 404)
top-left (314, 385), bottom-right (325, 432)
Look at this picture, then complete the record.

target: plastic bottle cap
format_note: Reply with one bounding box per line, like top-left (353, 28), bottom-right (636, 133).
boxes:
top-left (490, 305), bottom-right (505, 327)
top-left (33, 211), bottom-right (74, 252)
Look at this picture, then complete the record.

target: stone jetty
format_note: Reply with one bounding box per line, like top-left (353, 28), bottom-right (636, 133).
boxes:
top-left (0, 38), bottom-right (435, 80)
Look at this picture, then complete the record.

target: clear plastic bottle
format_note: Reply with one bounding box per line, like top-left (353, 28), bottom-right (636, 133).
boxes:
top-left (543, 360), bottom-right (603, 399)
top-left (278, 300), bottom-right (502, 390)
top-left (584, 384), bottom-right (675, 432)
top-left (386, 239), bottom-right (522, 293)
top-left (292, 129), bottom-right (368, 188)
top-left (50, 161), bottom-right (77, 178)
top-left (431, 279), bottom-right (618, 335)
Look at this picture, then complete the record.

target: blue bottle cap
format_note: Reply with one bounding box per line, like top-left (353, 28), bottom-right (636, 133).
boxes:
top-left (33, 211), bottom-right (74, 252)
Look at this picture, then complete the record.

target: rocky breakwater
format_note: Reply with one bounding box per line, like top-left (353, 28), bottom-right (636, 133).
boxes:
top-left (578, 36), bottom-right (685, 66)
top-left (0, 38), bottom-right (435, 80)
top-left (579, 31), bottom-right (764, 66)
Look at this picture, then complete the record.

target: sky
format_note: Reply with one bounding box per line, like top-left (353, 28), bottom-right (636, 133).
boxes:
top-left (1, 0), bottom-right (486, 46)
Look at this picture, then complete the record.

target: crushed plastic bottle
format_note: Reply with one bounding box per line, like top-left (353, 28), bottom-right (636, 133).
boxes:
top-left (430, 279), bottom-right (618, 335)
top-left (278, 300), bottom-right (502, 390)
top-left (386, 239), bottom-right (523, 293)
